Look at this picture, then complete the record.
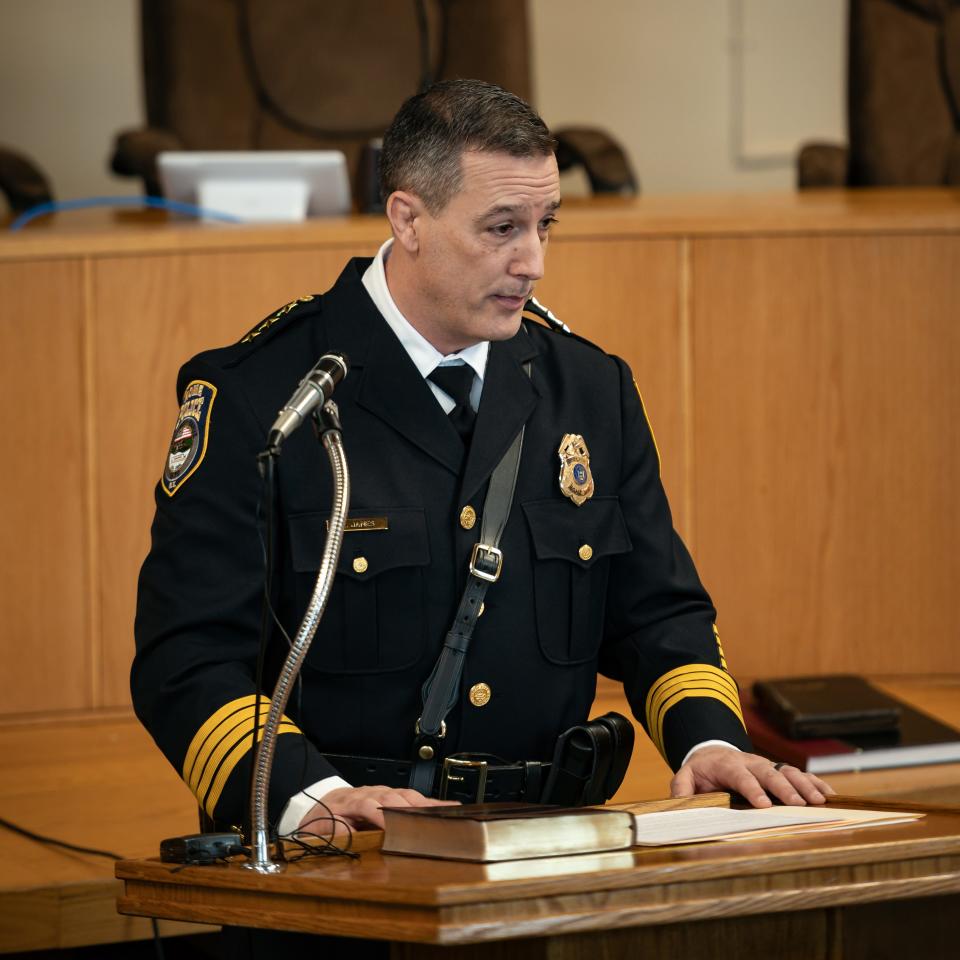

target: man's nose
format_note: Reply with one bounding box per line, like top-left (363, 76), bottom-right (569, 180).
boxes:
top-left (511, 231), bottom-right (546, 281)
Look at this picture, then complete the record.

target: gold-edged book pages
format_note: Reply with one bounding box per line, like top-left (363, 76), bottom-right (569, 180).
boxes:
top-left (380, 804), bottom-right (634, 863)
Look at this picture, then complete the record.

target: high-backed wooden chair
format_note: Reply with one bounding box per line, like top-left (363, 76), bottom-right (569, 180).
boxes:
top-left (111, 0), bottom-right (637, 209)
top-left (798, 0), bottom-right (960, 187)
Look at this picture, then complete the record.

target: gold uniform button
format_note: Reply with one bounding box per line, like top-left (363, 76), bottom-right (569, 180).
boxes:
top-left (459, 505), bottom-right (477, 530)
top-left (352, 556), bottom-right (369, 574)
top-left (578, 544), bottom-right (593, 562)
top-left (469, 682), bottom-right (492, 707)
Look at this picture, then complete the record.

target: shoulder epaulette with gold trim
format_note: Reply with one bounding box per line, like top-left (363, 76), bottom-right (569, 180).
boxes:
top-left (238, 295), bottom-right (317, 345)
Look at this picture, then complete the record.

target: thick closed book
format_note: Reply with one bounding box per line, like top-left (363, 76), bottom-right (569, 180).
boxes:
top-left (380, 803), bottom-right (634, 862)
top-left (752, 675), bottom-right (901, 738)
top-left (744, 698), bottom-right (960, 774)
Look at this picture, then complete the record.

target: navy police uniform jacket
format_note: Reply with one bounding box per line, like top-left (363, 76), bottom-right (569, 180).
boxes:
top-left (133, 259), bottom-right (751, 828)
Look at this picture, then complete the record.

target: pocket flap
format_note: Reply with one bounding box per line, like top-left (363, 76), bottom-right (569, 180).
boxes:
top-left (522, 497), bottom-right (632, 568)
top-left (288, 507), bottom-right (430, 579)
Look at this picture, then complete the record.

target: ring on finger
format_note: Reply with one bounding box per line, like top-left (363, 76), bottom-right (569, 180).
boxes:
top-left (773, 761), bottom-right (788, 772)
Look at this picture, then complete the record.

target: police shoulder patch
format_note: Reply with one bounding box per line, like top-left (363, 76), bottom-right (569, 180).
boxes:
top-left (162, 380), bottom-right (217, 497)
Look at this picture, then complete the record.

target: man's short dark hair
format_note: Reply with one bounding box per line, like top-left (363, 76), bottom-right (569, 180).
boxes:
top-left (379, 79), bottom-right (557, 212)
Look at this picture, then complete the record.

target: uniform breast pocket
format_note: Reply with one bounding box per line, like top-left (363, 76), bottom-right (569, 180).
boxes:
top-left (521, 497), bottom-right (632, 665)
top-left (288, 507), bottom-right (430, 674)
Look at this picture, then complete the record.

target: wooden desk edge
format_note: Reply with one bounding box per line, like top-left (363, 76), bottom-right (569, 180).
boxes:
top-left (115, 828), bottom-right (960, 945)
top-left (114, 801), bottom-right (960, 945)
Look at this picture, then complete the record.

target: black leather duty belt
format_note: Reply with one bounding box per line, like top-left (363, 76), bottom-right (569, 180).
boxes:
top-left (325, 753), bottom-right (550, 804)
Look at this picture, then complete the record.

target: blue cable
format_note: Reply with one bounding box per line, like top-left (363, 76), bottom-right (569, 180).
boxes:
top-left (9, 195), bottom-right (244, 231)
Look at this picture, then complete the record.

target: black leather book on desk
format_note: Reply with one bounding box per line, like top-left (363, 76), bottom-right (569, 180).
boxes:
top-left (753, 674), bottom-right (901, 739)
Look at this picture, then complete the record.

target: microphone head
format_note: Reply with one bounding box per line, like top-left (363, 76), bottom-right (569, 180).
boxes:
top-left (267, 352), bottom-right (350, 451)
top-left (311, 352), bottom-right (348, 385)
top-left (324, 352), bottom-right (349, 381)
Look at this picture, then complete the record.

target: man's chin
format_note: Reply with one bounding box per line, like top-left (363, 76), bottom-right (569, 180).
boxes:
top-left (486, 307), bottom-right (525, 342)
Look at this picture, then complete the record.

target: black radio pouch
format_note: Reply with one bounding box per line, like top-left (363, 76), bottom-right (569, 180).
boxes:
top-left (540, 711), bottom-right (635, 806)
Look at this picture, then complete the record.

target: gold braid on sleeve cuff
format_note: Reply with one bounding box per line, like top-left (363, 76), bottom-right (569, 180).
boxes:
top-left (182, 694), bottom-right (301, 817)
top-left (644, 665), bottom-right (745, 763)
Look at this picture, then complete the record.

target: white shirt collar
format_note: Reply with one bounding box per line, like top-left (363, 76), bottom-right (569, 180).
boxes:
top-left (361, 239), bottom-right (489, 411)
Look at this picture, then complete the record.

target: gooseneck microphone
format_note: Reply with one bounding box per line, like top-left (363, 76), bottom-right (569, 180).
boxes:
top-left (267, 352), bottom-right (349, 449)
top-left (524, 296), bottom-right (571, 334)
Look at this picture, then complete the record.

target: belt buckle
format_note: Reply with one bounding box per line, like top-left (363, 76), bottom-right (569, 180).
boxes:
top-left (439, 757), bottom-right (489, 801)
top-left (469, 543), bottom-right (503, 582)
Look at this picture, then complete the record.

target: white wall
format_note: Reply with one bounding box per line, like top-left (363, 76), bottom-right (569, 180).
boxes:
top-left (530, 0), bottom-right (846, 194)
top-left (0, 0), bottom-right (845, 211)
top-left (0, 0), bottom-right (142, 206)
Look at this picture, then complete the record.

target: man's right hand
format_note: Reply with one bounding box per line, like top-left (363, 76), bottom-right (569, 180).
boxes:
top-left (298, 785), bottom-right (458, 835)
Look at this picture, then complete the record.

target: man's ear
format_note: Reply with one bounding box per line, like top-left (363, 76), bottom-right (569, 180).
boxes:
top-left (385, 190), bottom-right (425, 253)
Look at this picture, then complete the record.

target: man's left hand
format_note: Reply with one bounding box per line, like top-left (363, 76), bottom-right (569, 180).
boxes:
top-left (670, 746), bottom-right (835, 807)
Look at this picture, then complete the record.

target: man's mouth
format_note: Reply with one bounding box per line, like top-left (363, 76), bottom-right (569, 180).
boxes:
top-left (493, 293), bottom-right (530, 309)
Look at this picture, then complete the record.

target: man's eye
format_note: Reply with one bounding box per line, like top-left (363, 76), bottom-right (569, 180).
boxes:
top-left (539, 216), bottom-right (558, 233)
top-left (490, 223), bottom-right (514, 237)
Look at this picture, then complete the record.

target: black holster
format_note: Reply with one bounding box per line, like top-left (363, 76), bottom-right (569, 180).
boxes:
top-left (540, 711), bottom-right (635, 806)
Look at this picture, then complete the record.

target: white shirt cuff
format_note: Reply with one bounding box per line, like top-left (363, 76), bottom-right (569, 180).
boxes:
top-left (277, 775), bottom-right (352, 837)
top-left (680, 739), bottom-right (740, 768)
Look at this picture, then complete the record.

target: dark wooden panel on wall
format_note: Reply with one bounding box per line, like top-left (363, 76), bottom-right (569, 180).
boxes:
top-left (691, 234), bottom-right (960, 677)
top-left (2, 193), bottom-right (959, 718)
top-left (0, 259), bottom-right (91, 715)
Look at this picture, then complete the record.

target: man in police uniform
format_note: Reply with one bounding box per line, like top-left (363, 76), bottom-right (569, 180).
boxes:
top-left (134, 80), bottom-right (831, 856)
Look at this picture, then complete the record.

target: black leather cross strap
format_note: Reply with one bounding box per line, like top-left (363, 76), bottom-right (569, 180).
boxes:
top-left (408, 424), bottom-right (525, 793)
top-left (408, 387), bottom-right (528, 796)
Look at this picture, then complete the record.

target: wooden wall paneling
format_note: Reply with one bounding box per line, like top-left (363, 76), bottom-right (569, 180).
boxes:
top-left (0, 260), bottom-right (91, 717)
top-left (536, 238), bottom-right (690, 537)
top-left (93, 244), bottom-right (379, 706)
top-left (691, 235), bottom-right (960, 677)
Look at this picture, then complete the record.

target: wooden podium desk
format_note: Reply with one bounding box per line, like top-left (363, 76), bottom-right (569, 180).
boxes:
top-left (114, 799), bottom-right (960, 959)
top-left (2, 678), bottom-right (960, 953)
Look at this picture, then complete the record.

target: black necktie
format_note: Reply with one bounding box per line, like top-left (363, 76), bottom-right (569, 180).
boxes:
top-left (428, 364), bottom-right (477, 442)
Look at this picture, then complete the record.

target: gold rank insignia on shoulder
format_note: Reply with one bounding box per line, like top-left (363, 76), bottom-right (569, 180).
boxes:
top-left (239, 296), bottom-right (315, 344)
top-left (557, 433), bottom-right (595, 506)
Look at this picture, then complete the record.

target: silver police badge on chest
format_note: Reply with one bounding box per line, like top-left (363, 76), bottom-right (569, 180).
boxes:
top-left (557, 434), bottom-right (595, 506)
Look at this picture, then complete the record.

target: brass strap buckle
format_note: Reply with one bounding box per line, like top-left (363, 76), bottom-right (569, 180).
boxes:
top-left (415, 719), bottom-right (447, 738)
top-left (469, 543), bottom-right (503, 582)
top-left (439, 757), bottom-right (489, 801)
